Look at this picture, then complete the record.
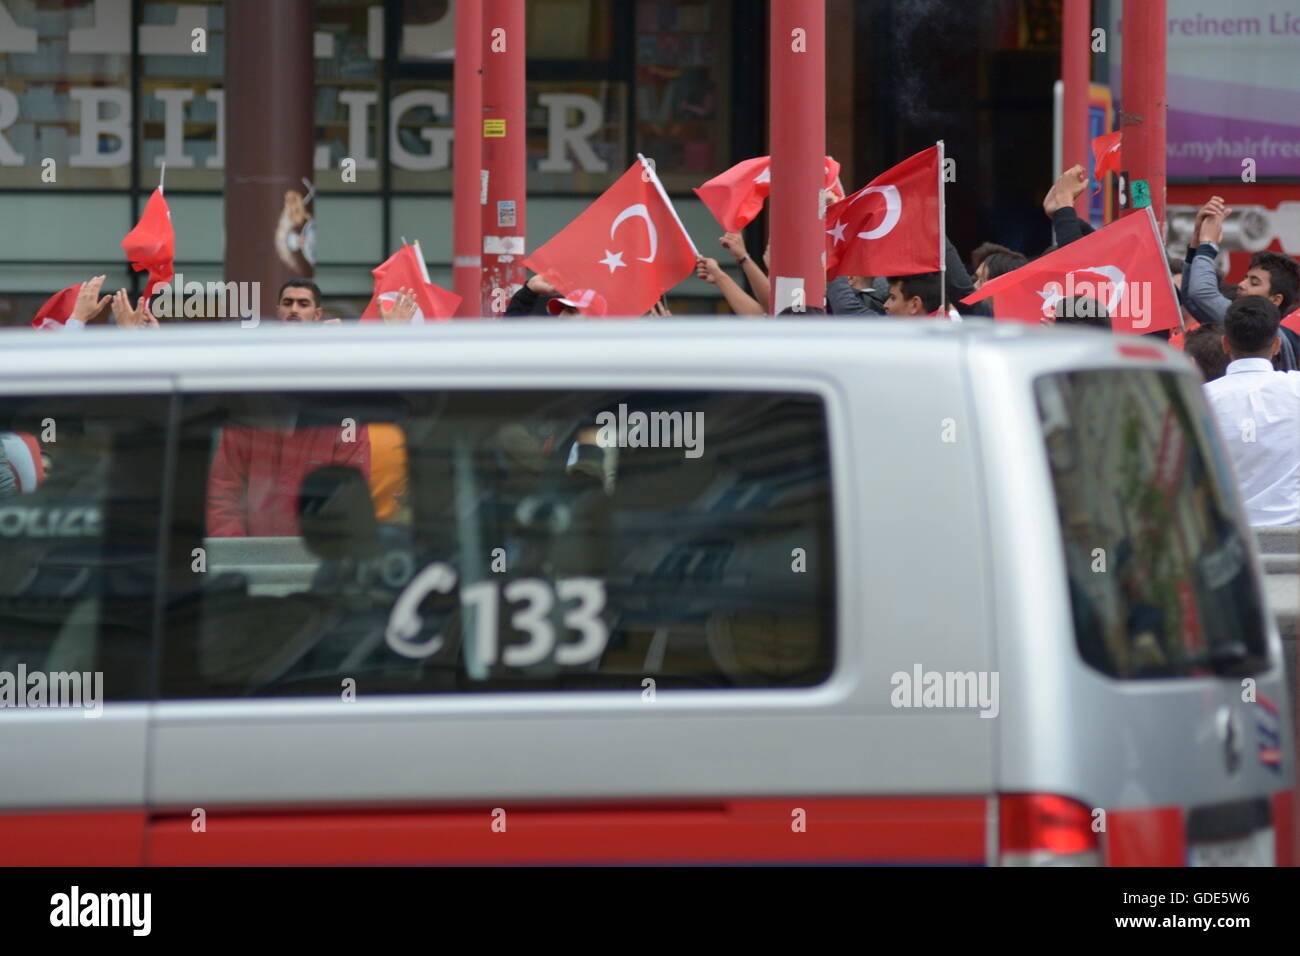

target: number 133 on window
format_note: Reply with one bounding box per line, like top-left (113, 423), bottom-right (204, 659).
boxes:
top-left (385, 562), bottom-right (608, 669)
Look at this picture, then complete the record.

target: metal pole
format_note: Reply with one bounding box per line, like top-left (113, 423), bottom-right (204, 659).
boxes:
top-left (453, 0), bottom-right (483, 317)
top-left (224, 0), bottom-right (314, 319)
top-left (768, 0), bottom-right (826, 314)
top-left (1121, 0), bottom-right (1167, 232)
top-left (480, 0), bottom-right (526, 314)
top-left (1062, 0), bottom-right (1090, 216)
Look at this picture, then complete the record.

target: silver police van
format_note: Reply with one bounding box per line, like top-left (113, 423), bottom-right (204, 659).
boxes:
top-left (0, 320), bottom-right (1292, 865)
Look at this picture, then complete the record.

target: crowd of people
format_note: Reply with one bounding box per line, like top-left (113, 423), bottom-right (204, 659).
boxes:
top-left (14, 157), bottom-right (1300, 530)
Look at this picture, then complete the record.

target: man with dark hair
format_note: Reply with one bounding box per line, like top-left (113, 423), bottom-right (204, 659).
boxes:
top-left (884, 272), bottom-right (943, 316)
top-left (1054, 295), bottom-right (1109, 329)
top-left (1184, 198), bottom-right (1300, 369)
top-left (1242, 250), bottom-right (1300, 312)
top-left (1182, 323), bottom-right (1230, 382)
top-left (277, 278), bottom-right (324, 322)
top-left (970, 241), bottom-right (1017, 274)
top-left (1203, 295), bottom-right (1300, 525)
top-left (976, 251), bottom-right (1028, 288)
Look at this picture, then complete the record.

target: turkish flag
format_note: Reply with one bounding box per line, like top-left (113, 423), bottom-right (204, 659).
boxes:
top-left (960, 207), bottom-right (1180, 334)
top-left (121, 187), bottom-right (174, 298)
top-left (695, 155), bottom-right (842, 232)
top-left (29, 284), bottom-right (82, 329)
top-left (525, 161), bottom-right (697, 317)
top-left (1091, 130), bottom-right (1121, 194)
top-left (825, 146), bottom-right (942, 280)
top-left (360, 243), bottom-right (461, 321)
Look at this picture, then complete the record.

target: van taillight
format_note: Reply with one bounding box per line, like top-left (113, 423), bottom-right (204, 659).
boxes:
top-left (998, 794), bottom-right (1101, 866)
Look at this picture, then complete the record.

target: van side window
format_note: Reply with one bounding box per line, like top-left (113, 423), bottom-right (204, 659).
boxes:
top-left (1035, 370), bottom-right (1269, 679)
top-left (0, 395), bottom-right (168, 701)
top-left (159, 390), bottom-right (835, 698)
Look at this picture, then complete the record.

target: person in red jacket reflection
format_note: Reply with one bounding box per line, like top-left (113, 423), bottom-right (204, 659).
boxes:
top-left (206, 424), bottom-right (371, 537)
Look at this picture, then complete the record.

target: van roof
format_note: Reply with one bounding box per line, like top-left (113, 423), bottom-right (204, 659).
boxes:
top-left (0, 319), bottom-right (1189, 383)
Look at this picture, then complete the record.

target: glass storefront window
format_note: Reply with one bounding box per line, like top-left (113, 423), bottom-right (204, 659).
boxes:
top-left (399, 0), bottom-right (615, 62)
top-left (633, 0), bottom-right (731, 192)
top-left (139, 0), bottom-right (224, 190)
top-left (527, 0), bottom-right (614, 61)
top-left (0, 0), bottom-right (132, 189)
top-left (317, 0), bottom-right (383, 192)
top-left (526, 80), bottom-right (625, 194)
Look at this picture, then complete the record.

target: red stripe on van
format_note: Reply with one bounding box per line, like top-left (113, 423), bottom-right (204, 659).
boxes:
top-left (1104, 807), bottom-right (1184, 866)
top-left (0, 811), bottom-right (146, 866)
top-left (145, 797), bottom-right (988, 866)
top-left (1273, 790), bottom-right (1294, 867)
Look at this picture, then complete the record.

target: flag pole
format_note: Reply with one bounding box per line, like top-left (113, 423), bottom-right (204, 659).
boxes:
top-left (158, 161), bottom-right (166, 194)
top-left (637, 153), bottom-right (700, 258)
top-left (413, 238), bottom-right (432, 283)
top-left (1145, 204), bottom-right (1184, 333)
top-left (937, 140), bottom-right (947, 318)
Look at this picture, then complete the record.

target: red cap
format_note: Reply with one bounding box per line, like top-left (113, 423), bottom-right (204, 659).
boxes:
top-left (547, 289), bottom-right (608, 317)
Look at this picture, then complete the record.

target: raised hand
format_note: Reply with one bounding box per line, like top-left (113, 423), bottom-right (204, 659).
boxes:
top-left (379, 286), bottom-right (418, 323)
top-left (696, 256), bottom-right (723, 285)
top-left (526, 273), bottom-right (557, 296)
top-left (111, 289), bottom-right (159, 328)
top-left (1043, 164), bottom-right (1088, 216)
top-left (1201, 204), bottom-right (1233, 246)
top-left (719, 232), bottom-right (748, 262)
top-left (70, 275), bottom-right (112, 325)
top-left (1192, 196), bottom-right (1226, 246)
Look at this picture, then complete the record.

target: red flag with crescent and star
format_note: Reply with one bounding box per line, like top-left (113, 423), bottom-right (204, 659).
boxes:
top-left (825, 146), bottom-right (942, 280)
top-left (360, 242), bottom-right (460, 322)
top-left (524, 160), bottom-right (697, 318)
top-left (960, 206), bottom-right (1180, 334)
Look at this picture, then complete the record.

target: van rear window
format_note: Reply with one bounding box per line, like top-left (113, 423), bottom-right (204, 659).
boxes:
top-left (1034, 369), bottom-right (1270, 679)
top-left (160, 389), bottom-right (835, 698)
top-left (0, 395), bottom-right (167, 701)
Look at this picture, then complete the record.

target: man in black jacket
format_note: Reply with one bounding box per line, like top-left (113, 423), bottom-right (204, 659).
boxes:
top-left (504, 274), bottom-right (559, 317)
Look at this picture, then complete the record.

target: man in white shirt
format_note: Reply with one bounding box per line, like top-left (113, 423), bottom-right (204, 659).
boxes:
top-left (1204, 296), bottom-right (1300, 526)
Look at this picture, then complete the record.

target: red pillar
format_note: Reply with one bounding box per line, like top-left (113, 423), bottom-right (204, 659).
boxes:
top-left (1121, 0), bottom-right (1168, 232)
top-left (453, 0), bottom-right (483, 317)
top-left (480, 0), bottom-right (527, 314)
top-left (1061, 0), bottom-right (1090, 216)
top-left (769, 0), bottom-right (826, 314)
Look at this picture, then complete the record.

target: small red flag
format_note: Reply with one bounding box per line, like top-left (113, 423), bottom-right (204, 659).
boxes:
top-left (1091, 130), bottom-right (1122, 195)
top-left (29, 284), bottom-right (83, 329)
top-left (360, 243), bottom-right (461, 321)
top-left (960, 207), bottom-right (1180, 334)
top-left (694, 155), bottom-right (842, 232)
top-left (525, 160), bottom-right (697, 317)
top-left (121, 187), bottom-right (175, 298)
top-left (825, 146), bottom-right (942, 280)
